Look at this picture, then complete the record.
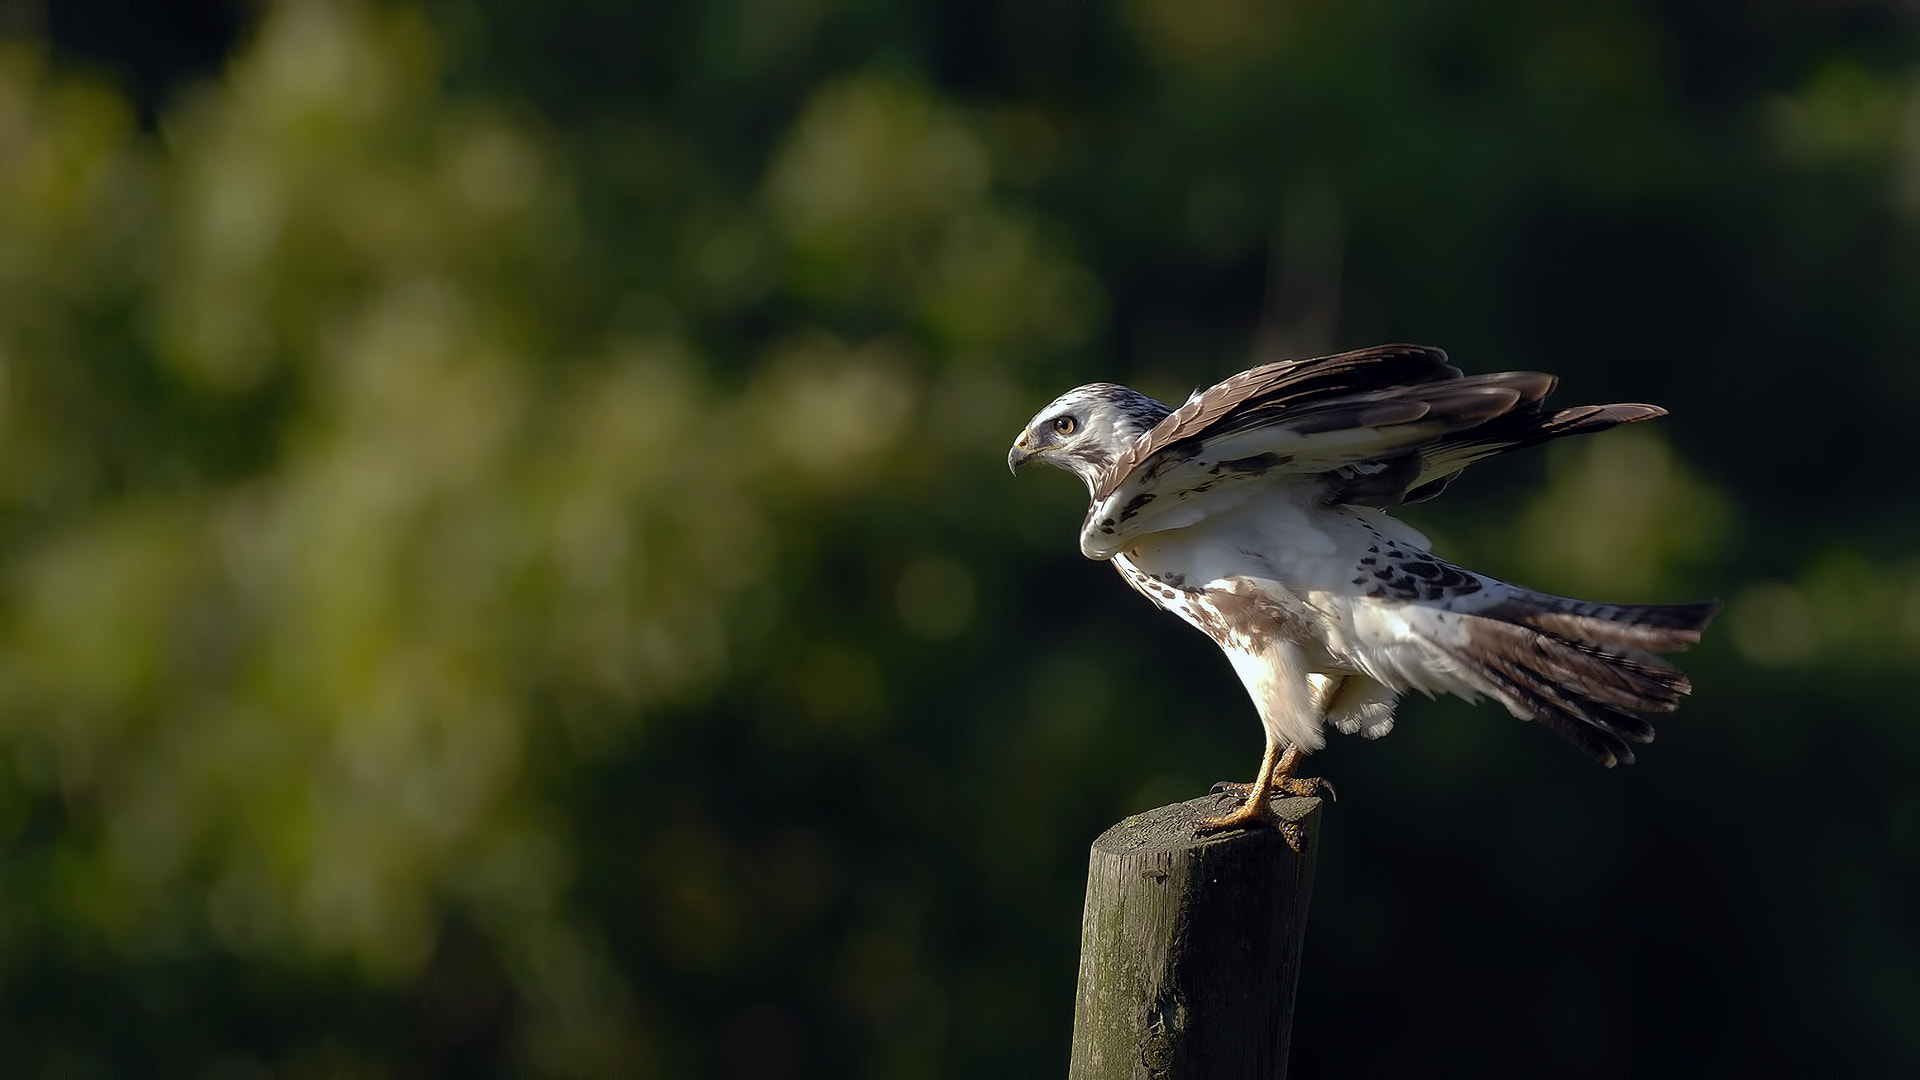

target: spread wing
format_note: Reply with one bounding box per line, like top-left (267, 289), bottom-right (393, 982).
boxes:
top-left (1078, 344), bottom-right (1664, 559)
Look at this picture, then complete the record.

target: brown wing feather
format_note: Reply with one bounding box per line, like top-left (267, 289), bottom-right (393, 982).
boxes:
top-left (1094, 344), bottom-right (1456, 501)
top-left (1098, 341), bottom-right (1669, 511)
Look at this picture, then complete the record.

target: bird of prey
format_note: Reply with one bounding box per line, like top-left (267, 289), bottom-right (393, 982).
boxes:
top-left (1008, 344), bottom-right (1718, 850)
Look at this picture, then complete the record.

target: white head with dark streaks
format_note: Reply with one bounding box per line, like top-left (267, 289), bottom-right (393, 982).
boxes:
top-left (1007, 382), bottom-right (1172, 496)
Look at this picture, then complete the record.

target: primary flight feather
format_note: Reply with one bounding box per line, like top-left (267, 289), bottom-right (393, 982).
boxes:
top-left (1008, 344), bottom-right (1718, 848)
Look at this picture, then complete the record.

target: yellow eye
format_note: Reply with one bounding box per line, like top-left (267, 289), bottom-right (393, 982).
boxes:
top-left (1051, 415), bottom-right (1077, 436)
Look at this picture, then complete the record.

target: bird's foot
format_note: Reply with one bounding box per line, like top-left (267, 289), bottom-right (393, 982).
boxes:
top-left (1211, 774), bottom-right (1338, 803)
top-left (1196, 792), bottom-right (1311, 853)
top-left (1197, 742), bottom-right (1324, 852)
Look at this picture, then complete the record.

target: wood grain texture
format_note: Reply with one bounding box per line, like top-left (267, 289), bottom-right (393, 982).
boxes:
top-left (1068, 794), bottom-right (1322, 1080)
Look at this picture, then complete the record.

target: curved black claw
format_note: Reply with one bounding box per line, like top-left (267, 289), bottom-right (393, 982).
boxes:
top-left (1298, 776), bottom-right (1338, 803)
top-left (1210, 776), bottom-right (1338, 803)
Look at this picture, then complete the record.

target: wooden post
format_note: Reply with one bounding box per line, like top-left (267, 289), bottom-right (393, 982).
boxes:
top-left (1068, 794), bottom-right (1322, 1080)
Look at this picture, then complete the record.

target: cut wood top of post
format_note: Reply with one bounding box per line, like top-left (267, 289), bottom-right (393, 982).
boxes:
top-left (1091, 795), bottom-right (1323, 858)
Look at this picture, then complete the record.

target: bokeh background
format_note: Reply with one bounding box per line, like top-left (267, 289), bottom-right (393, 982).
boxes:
top-left (3, 0), bottom-right (1917, 1075)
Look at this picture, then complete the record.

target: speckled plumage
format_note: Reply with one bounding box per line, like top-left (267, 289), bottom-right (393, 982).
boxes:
top-left (1008, 344), bottom-right (1718, 819)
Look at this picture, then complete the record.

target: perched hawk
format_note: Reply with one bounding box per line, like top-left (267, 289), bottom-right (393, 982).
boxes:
top-left (1008, 344), bottom-right (1718, 849)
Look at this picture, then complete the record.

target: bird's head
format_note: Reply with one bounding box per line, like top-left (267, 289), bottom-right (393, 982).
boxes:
top-left (1007, 382), bottom-right (1172, 496)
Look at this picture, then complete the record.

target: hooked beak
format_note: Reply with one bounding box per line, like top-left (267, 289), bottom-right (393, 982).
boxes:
top-left (1008, 430), bottom-right (1035, 474)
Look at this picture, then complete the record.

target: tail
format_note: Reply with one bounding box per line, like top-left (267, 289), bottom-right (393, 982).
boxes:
top-left (1442, 591), bottom-right (1721, 766)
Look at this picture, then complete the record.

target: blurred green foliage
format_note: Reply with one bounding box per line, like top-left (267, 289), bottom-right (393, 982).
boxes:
top-left (2, 0), bottom-right (1917, 1075)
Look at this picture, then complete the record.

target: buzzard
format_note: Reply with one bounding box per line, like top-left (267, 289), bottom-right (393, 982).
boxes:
top-left (1008, 344), bottom-right (1718, 850)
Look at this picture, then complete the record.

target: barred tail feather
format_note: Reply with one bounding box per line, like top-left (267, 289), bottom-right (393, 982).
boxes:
top-left (1445, 593), bottom-right (1721, 766)
top-left (1498, 594), bottom-right (1721, 653)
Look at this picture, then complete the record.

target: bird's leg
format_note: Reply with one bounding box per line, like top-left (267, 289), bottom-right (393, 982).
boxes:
top-left (1208, 742), bottom-right (1337, 803)
top-left (1205, 673), bottom-right (1344, 815)
top-left (1197, 739), bottom-right (1291, 836)
top-left (1198, 671), bottom-right (1339, 850)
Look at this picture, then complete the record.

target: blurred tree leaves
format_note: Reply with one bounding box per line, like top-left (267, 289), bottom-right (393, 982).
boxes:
top-left (1, 0), bottom-right (1917, 1075)
top-left (0, 0), bottom-right (1103, 1072)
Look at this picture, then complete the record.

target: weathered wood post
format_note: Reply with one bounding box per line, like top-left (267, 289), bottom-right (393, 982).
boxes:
top-left (1068, 793), bottom-right (1322, 1080)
